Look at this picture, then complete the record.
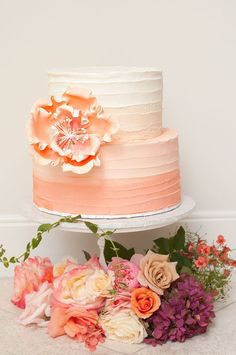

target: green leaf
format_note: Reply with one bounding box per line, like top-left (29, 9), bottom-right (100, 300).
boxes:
top-left (153, 237), bottom-right (170, 254)
top-left (23, 251), bottom-right (30, 261)
top-left (172, 226), bottom-right (186, 251)
top-left (71, 215), bottom-right (81, 221)
top-left (26, 242), bottom-right (31, 252)
top-left (0, 248), bottom-right (6, 258)
top-left (104, 240), bottom-right (135, 262)
top-left (105, 230), bottom-right (116, 236)
top-left (3, 257), bottom-right (9, 268)
top-left (32, 238), bottom-right (37, 249)
top-left (82, 250), bottom-right (91, 261)
top-left (85, 222), bottom-right (98, 234)
top-left (171, 252), bottom-right (192, 272)
top-left (180, 265), bottom-right (193, 274)
top-left (37, 223), bottom-right (52, 233)
top-left (9, 257), bottom-right (16, 263)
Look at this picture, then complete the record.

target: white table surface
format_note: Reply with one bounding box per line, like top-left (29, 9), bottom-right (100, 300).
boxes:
top-left (1, 276), bottom-right (236, 355)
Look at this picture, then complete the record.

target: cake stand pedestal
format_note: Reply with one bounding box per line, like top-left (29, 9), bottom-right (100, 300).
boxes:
top-left (23, 195), bottom-right (195, 269)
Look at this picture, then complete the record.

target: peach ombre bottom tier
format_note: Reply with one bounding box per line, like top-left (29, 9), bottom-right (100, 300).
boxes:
top-left (33, 129), bottom-right (181, 215)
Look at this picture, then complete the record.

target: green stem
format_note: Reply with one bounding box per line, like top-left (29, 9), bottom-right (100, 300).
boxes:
top-left (0, 215), bottom-right (115, 268)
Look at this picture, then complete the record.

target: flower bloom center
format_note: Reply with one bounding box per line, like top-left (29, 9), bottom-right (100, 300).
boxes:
top-left (54, 117), bottom-right (89, 151)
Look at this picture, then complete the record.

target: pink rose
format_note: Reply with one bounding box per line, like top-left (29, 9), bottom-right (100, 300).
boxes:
top-left (18, 282), bottom-right (52, 326)
top-left (108, 257), bottom-right (139, 291)
top-left (52, 256), bottom-right (114, 311)
top-left (104, 289), bottom-right (131, 313)
top-left (48, 306), bottom-right (105, 351)
top-left (11, 257), bottom-right (53, 309)
top-left (53, 256), bottom-right (78, 278)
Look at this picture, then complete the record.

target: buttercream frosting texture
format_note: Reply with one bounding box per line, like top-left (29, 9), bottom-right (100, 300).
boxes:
top-left (31, 67), bottom-right (181, 215)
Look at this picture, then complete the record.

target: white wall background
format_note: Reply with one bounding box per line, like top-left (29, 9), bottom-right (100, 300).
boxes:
top-left (0, 0), bottom-right (235, 276)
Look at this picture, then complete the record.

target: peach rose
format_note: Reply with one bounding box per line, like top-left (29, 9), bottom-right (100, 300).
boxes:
top-left (52, 256), bottom-right (114, 310)
top-left (48, 306), bottom-right (105, 351)
top-left (18, 281), bottom-right (52, 326)
top-left (133, 250), bottom-right (179, 295)
top-left (104, 289), bottom-right (131, 313)
top-left (11, 256), bottom-right (53, 309)
top-left (28, 88), bottom-right (119, 174)
top-left (131, 287), bottom-right (161, 319)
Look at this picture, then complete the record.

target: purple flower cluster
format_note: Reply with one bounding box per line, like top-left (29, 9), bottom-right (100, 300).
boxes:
top-left (144, 274), bottom-right (215, 345)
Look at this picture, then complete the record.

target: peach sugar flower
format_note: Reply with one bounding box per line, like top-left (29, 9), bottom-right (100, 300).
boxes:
top-left (28, 88), bottom-right (119, 174)
top-left (131, 287), bottom-right (161, 319)
top-left (11, 256), bottom-right (53, 309)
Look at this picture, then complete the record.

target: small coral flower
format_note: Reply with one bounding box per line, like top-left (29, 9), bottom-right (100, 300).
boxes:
top-left (216, 235), bottom-right (226, 245)
top-left (188, 242), bottom-right (194, 253)
top-left (194, 256), bottom-right (209, 269)
top-left (197, 243), bottom-right (211, 256)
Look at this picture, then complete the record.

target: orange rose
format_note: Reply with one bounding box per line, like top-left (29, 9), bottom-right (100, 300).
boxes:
top-left (131, 287), bottom-right (161, 319)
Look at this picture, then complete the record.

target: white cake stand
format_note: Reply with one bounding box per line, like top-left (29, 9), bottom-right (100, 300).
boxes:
top-left (23, 195), bottom-right (195, 233)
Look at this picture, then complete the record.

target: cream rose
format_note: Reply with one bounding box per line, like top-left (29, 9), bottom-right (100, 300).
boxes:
top-left (137, 250), bottom-right (179, 295)
top-left (52, 256), bottom-right (114, 310)
top-left (18, 281), bottom-right (52, 327)
top-left (100, 309), bottom-right (147, 344)
top-left (85, 269), bottom-right (115, 298)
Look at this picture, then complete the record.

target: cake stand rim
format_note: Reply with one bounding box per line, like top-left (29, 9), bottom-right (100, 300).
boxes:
top-left (22, 195), bottom-right (196, 233)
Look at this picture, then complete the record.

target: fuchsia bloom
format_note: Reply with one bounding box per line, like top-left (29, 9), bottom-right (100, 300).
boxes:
top-left (11, 257), bottom-right (53, 309)
top-left (144, 274), bottom-right (215, 345)
top-left (28, 88), bottom-right (119, 174)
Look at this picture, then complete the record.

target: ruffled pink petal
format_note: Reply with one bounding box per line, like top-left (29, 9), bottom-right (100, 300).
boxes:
top-left (62, 87), bottom-right (96, 111)
top-left (31, 144), bottom-right (61, 166)
top-left (85, 255), bottom-right (103, 270)
top-left (71, 135), bottom-right (101, 162)
top-left (62, 155), bottom-right (100, 174)
top-left (28, 108), bottom-right (52, 146)
top-left (130, 254), bottom-right (144, 267)
top-left (37, 96), bottom-right (66, 115)
top-left (88, 114), bottom-right (119, 142)
top-left (53, 104), bottom-right (74, 122)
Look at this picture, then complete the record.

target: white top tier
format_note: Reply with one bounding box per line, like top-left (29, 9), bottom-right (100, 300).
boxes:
top-left (48, 67), bottom-right (163, 108)
top-left (48, 67), bottom-right (163, 142)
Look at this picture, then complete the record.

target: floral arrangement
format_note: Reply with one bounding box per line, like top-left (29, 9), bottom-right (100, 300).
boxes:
top-left (28, 88), bottom-right (118, 174)
top-left (0, 218), bottom-right (235, 352)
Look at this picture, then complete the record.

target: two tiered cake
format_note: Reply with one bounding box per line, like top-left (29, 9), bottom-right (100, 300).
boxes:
top-left (28, 67), bottom-right (181, 216)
